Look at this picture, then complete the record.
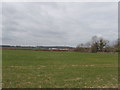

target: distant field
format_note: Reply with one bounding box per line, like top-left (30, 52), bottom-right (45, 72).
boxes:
top-left (2, 50), bottom-right (118, 88)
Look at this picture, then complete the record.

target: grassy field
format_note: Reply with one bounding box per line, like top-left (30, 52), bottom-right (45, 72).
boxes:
top-left (2, 50), bottom-right (118, 88)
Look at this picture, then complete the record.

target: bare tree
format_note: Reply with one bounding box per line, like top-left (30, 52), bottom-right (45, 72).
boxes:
top-left (91, 36), bottom-right (99, 52)
top-left (99, 38), bottom-right (109, 52)
top-left (91, 36), bottom-right (109, 52)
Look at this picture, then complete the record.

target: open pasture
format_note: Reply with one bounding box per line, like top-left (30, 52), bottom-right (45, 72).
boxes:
top-left (2, 50), bottom-right (118, 88)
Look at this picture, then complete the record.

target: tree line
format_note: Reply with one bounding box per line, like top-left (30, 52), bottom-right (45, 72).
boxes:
top-left (75, 36), bottom-right (120, 53)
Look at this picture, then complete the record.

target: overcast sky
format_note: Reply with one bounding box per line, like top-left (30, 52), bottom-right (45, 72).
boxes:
top-left (2, 2), bottom-right (118, 46)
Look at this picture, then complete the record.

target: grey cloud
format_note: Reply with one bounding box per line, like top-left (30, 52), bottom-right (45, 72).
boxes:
top-left (2, 2), bottom-right (118, 46)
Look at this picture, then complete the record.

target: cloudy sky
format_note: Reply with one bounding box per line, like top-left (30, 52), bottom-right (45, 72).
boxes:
top-left (2, 2), bottom-right (118, 46)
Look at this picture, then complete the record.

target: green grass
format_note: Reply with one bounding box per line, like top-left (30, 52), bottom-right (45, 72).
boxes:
top-left (2, 50), bottom-right (118, 88)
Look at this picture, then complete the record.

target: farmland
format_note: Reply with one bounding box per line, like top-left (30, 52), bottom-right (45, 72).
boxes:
top-left (2, 49), bottom-right (118, 88)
